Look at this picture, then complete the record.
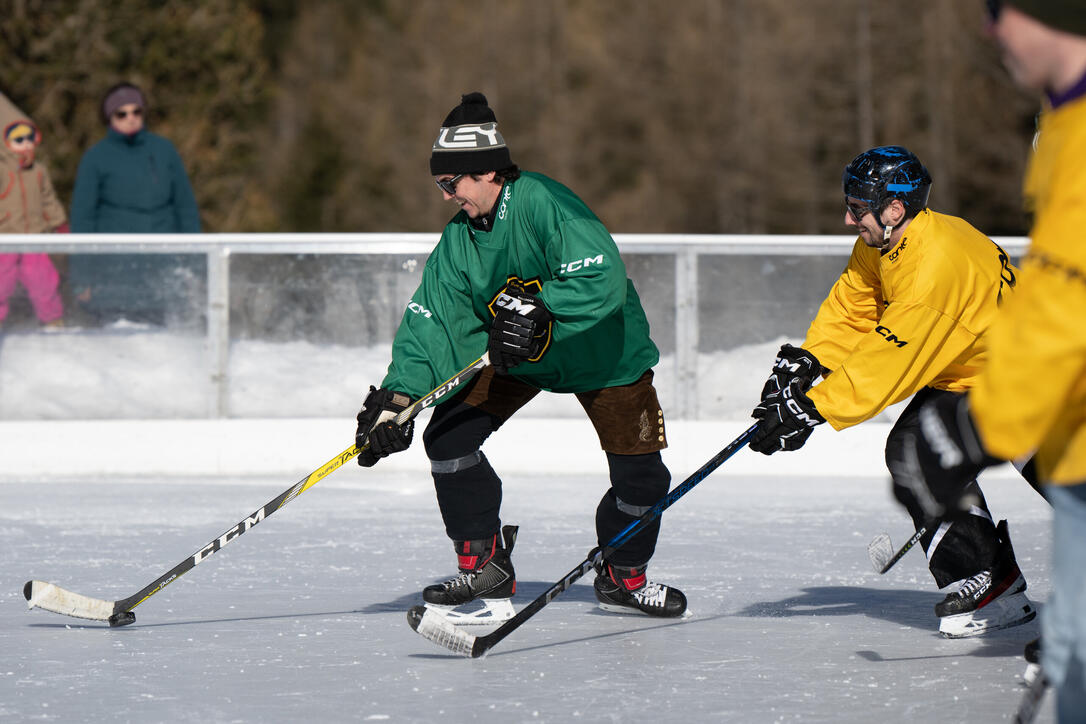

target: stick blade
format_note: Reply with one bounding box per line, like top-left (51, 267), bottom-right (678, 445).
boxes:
top-left (867, 534), bottom-right (895, 573)
top-left (407, 605), bottom-right (478, 657)
top-left (23, 580), bottom-right (115, 622)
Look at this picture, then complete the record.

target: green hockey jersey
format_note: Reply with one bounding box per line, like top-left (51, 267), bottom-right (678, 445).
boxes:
top-left (381, 171), bottom-right (659, 399)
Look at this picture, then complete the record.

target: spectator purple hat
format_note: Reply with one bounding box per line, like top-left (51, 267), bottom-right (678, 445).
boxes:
top-left (101, 84), bottom-right (146, 124)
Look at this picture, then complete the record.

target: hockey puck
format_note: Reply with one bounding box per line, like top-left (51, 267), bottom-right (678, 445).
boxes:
top-left (406, 606), bottom-right (426, 632)
top-left (108, 611), bottom-right (136, 627)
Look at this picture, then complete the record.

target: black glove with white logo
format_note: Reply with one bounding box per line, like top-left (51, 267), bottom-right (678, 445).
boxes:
top-left (752, 344), bottom-right (823, 420)
top-left (355, 386), bottom-right (414, 467)
top-left (749, 377), bottom-right (826, 455)
top-left (890, 393), bottom-right (1001, 519)
top-left (488, 285), bottom-right (553, 374)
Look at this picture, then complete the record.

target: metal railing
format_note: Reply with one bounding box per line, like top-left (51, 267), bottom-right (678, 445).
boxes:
top-left (0, 233), bottom-right (1029, 419)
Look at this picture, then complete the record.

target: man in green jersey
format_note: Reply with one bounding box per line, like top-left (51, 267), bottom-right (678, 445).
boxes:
top-left (354, 92), bottom-right (686, 624)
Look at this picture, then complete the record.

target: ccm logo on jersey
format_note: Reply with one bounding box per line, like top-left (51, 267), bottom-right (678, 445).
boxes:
top-left (560, 254), bottom-right (605, 274)
top-left (407, 300), bottom-right (433, 318)
top-left (876, 325), bottom-right (908, 347)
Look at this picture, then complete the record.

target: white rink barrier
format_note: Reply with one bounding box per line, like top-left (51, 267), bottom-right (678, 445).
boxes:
top-left (0, 233), bottom-right (1029, 421)
top-left (0, 417), bottom-right (1021, 482)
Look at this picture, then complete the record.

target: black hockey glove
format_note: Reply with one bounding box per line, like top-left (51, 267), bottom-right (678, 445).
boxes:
top-left (488, 285), bottom-right (553, 374)
top-left (752, 344), bottom-right (823, 420)
top-left (890, 393), bottom-right (1001, 519)
top-left (355, 386), bottom-right (414, 467)
top-left (749, 377), bottom-right (826, 455)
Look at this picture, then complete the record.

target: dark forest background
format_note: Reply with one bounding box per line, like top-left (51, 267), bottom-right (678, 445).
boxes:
top-left (0, 0), bottom-right (1040, 236)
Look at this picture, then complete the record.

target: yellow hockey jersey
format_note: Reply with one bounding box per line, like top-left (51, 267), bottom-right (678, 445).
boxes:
top-left (803, 209), bottom-right (1017, 430)
top-left (971, 95), bottom-right (1086, 485)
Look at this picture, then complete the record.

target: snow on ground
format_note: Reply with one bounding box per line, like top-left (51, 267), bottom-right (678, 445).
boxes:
top-left (0, 330), bottom-right (1056, 722)
top-left (0, 325), bottom-right (833, 422)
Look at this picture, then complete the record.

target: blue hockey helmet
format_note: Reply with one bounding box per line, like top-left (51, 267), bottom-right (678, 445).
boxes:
top-left (842, 146), bottom-right (932, 217)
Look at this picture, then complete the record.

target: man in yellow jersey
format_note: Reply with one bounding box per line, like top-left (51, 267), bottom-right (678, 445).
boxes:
top-left (900, 3), bottom-right (1086, 719)
top-left (749, 145), bottom-right (1038, 638)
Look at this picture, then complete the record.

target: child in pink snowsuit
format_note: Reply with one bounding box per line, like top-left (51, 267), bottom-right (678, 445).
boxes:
top-left (0, 105), bottom-right (66, 328)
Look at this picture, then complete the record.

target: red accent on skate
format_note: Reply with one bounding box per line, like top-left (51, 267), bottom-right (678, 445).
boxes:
top-left (621, 572), bottom-right (647, 591)
top-left (456, 533), bottom-right (499, 572)
top-left (977, 568), bottom-right (1022, 609)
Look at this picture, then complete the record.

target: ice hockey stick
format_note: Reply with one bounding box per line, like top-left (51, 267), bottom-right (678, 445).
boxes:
top-left (23, 353), bottom-right (491, 627)
top-left (407, 422), bottom-right (760, 657)
top-left (867, 525), bottom-right (928, 574)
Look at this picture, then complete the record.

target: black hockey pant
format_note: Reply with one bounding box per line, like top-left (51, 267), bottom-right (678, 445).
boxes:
top-left (887, 387), bottom-right (1025, 588)
top-left (421, 367), bottom-right (671, 568)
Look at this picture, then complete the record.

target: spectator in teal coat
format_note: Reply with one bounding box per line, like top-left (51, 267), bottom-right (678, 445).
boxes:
top-left (69, 83), bottom-right (203, 326)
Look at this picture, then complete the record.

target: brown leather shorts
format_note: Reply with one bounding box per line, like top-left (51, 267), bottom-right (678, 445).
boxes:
top-left (455, 367), bottom-right (667, 455)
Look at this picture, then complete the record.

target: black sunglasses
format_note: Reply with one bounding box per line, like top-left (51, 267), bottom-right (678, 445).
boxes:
top-left (113, 108), bottom-right (143, 119)
top-left (8, 133), bottom-right (34, 144)
top-left (986, 0), bottom-right (1001, 22)
top-left (435, 173), bottom-right (466, 195)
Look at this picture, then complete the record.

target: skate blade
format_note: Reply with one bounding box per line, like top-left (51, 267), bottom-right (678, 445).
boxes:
top-left (938, 592), bottom-right (1037, 638)
top-left (596, 601), bottom-right (693, 619)
top-left (423, 598), bottom-right (515, 627)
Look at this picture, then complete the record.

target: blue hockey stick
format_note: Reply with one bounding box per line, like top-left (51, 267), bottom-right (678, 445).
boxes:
top-left (407, 422), bottom-right (759, 657)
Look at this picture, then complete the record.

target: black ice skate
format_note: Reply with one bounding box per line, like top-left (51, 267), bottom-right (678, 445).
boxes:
top-left (593, 563), bottom-right (687, 618)
top-left (936, 520), bottom-right (1036, 638)
top-left (422, 525), bottom-right (517, 626)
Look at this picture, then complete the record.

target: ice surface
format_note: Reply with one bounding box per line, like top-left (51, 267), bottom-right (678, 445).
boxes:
top-left (2, 471), bottom-right (1054, 722)
top-left (0, 331), bottom-right (1056, 722)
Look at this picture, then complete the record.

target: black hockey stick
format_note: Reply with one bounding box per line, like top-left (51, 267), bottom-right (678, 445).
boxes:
top-left (867, 525), bottom-right (927, 574)
top-left (407, 422), bottom-right (760, 657)
top-left (24, 353), bottom-right (490, 627)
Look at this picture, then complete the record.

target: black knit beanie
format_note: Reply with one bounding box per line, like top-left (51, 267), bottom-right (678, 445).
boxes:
top-left (430, 92), bottom-right (512, 175)
top-left (1008, 0), bottom-right (1086, 37)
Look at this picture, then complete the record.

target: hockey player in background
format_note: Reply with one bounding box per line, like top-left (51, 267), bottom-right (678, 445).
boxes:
top-left (898, 2), bottom-right (1086, 720)
top-left (353, 92), bottom-right (686, 625)
top-left (748, 145), bottom-right (1039, 638)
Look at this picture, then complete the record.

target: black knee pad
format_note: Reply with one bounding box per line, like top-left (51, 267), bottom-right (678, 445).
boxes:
top-left (432, 455), bottom-right (503, 543)
top-left (423, 401), bottom-right (506, 542)
top-left (606, 451), bottom-right (671, 504)
top-left (596, 452), bottom-right (671, 568)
